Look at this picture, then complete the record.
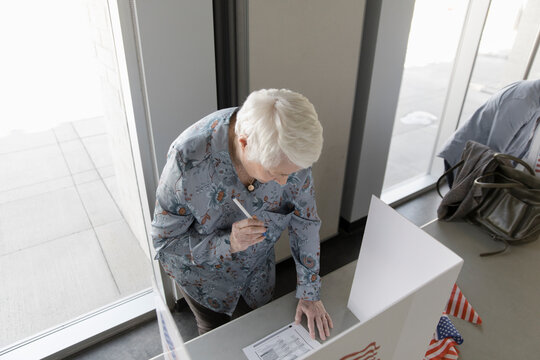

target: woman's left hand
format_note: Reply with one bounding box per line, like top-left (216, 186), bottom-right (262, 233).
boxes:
top-left (295, 299), bottom-right (333, 341)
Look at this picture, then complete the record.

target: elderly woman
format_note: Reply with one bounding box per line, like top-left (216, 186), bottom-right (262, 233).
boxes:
top-left (151, 89), bottom-right (332, 340)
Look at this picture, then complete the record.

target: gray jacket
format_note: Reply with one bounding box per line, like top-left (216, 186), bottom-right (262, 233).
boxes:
top-left (438, 79), bottom-right (540, 168)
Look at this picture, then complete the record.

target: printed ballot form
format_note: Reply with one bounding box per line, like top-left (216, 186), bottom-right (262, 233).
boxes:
top-left (242, 323), bottom-right (321, 360)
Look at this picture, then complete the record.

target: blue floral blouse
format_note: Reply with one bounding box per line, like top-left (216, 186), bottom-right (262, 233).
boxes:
top-left (151, 107), bottom-right (321, 315)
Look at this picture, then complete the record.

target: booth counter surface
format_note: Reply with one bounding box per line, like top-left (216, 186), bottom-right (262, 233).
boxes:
top-left (423, 220), bottom-right (540, 360)
top-left (185, 219), bottom-right (540, 360)
top-left (184, 261), bottom-right (360, 360)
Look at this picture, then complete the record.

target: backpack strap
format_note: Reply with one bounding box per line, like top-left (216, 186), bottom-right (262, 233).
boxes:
top-left (479, 238), bottom-right (509, 257)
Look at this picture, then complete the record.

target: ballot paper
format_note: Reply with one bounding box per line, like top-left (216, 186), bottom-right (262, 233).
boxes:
top-left (242, 323), bottom-right (321, 360)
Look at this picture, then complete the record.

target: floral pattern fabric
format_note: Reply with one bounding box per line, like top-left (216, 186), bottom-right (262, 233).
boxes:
top-left (151, 107), bottom-right (322, 315)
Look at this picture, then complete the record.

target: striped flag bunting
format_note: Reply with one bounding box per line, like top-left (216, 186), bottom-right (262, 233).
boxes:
top-left (444, 283), bottom-right (482, 325)
top-left (424, 284), bottom-right (483, 359)
top-left (424, 338), bottom-right (459, 360)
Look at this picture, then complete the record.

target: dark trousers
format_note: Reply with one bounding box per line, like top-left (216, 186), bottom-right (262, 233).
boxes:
top-left (179, 287), bottom-right (253, 335)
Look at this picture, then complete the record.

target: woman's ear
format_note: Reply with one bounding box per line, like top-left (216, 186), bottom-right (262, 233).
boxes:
top-left (238, 135), bottom-right (248, 151)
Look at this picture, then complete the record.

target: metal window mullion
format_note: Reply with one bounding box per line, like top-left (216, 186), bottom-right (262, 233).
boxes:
top-left (523, 23), bottom-right (540, 80)
top-left (428, 0), bottom-right (492, 178)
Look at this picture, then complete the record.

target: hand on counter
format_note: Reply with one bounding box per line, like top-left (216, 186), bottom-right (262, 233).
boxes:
top-left (295, 299), bottom-right (333, 341)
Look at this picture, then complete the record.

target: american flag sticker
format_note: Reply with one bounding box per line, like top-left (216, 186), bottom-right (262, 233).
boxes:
top-left (340, 342), bottom-right (380, 360)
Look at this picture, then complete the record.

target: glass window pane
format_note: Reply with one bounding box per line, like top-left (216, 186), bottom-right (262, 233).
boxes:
top-left (382, 0), bottom-right (469, 191)
top-left (0, 0), bottom-right (152, 348)
top-left (459, 0), bottom-right (535, 126)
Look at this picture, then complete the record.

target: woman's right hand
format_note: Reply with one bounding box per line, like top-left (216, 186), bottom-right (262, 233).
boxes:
top-left (230, 217), bottom-right (266, 253)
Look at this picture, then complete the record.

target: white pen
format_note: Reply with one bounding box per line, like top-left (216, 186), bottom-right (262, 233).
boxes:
top-left (233, 198), bottom-right (253, 219)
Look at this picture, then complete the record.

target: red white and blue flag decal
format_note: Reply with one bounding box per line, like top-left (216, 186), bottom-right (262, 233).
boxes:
top-left (424, 337), bottom-right (459, 360)
top-left (340, 342), bottom-right (380, 360)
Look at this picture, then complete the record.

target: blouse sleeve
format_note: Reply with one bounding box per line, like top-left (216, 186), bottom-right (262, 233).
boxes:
top-left (151, 148), bottom-right (233, 265)
top-left (287, 168), bottom-right (322, 302)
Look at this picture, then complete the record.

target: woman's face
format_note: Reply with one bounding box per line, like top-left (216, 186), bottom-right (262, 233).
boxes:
top-left (245, 156), bottom-right (301, 185)
top-left (237, 136), bottom-right (301, 185)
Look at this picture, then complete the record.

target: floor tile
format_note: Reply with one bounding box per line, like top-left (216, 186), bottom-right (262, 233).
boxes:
top-left (0, 186), bottom-right (91, 255)
top-left (0, 129), bottom-right (57, 155)
top-left (59, 139), bottom-right (96, 174)
top-left (53, 122), bottom-right (79, 142)
top-left (172, 308), bottom-right (199, 343)
top-left (82, 135), bottom-right (113, 168)
top-left (94, 220), bottom-right (152, 296)
top-left (73, 169), bottom-right (101, 185)
top-left (103, 176), bottom-right (120, 206)
top-left (0, 176), bottom-right (73, 205)
top-left (97, 165), bottom-right (115, 179)
top-left (383, 160), bottom-right (425, 189)
top-left (73, 116), bottom-right (107, 138)
top-left (65, 319), bottom-right (163, 360)
top-left (77, 180), bottom-right (122, 227)
top-left (0, 144), bottom-right (70, 193)
top-left (384, 125), bottom-right (439, 189)
top-left (0, 229), bottom-right (120, 348)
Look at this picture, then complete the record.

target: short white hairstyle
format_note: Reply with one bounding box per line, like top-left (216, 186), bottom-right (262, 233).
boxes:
top-left (235, 89), bottom-right (323, 169)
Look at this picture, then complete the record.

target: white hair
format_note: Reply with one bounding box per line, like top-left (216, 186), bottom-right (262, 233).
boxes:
top-left (235, 89), bottom-right (323, 169)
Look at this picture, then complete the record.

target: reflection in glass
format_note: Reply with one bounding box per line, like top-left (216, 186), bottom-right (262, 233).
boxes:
top-left (0, 0), bottom-right (151, 348)
top-left (382, 0), bottom-right (468, 191)
top-left (528, 37), bottom-right (540, 80)
top-left (459, 0), bottom-right (535, 126)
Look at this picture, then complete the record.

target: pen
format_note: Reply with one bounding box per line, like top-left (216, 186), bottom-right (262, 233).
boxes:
top-left (233, 198), bottom-right (253, 219)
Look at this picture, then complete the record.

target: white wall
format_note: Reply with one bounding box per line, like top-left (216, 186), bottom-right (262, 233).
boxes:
top-left (131, 0), bottom-right (218, 173)
top-left (248, 0), bottom-right (365, 260)
top-left (341, 0), bottom-right (416, 222)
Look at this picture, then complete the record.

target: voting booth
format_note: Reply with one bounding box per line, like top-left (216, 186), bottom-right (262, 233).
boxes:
top-left (303, 197), bottom-right (463, 359)
top-left (153, 197), bottom-right (463, 360)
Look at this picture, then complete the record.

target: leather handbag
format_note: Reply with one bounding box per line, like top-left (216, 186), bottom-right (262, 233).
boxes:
top-left (437, 141), bottom-right (540, 256)
top-left (469, 154), bottom-right (540, 255)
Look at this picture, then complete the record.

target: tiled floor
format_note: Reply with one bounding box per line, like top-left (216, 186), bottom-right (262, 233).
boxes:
top-left (0, 118), bottom-right (151, 347)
